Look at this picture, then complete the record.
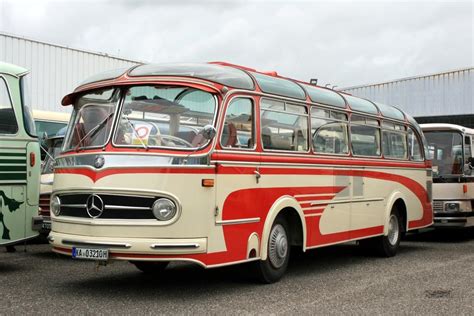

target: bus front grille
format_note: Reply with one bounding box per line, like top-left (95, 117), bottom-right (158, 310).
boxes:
top-left (39, 194), bottom-right (51, 216)
top-left (432, 200), bottom-right (444, 213)
top-left (57, 193), bottom-right (156, 219)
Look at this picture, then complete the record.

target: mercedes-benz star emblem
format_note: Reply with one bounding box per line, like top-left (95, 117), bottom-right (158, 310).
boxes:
top-left (94, 155), bottom-right (105, 169)
top-left (86, 194), bottom-right (104, 218)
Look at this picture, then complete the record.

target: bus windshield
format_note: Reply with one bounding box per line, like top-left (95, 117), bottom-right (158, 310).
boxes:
top-left (113, 86), bottom-right (216, 149)
top-left (63, 88), bottom-right (120, 151)
top-left (424, 131), bottom-right (466, 176)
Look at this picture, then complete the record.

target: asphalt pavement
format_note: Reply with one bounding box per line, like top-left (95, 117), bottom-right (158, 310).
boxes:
top-left (1, 229), bottom-right (473, 315)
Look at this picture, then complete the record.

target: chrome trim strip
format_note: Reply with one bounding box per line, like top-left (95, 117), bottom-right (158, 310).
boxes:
top-left (61, 204), bottom-right (86, 208)
top-left (150, 243), bottom-right (200, 249)
top-left (434, 217), bottom-right (470, 220)
top-left (105, 205), bottom-right (151, 211)
top-left (62, 239), bottom-right (132, 248)
top-left (311, 197), bottom-right (384, 206)
top-left (216, 217), bottom-right (260, 225)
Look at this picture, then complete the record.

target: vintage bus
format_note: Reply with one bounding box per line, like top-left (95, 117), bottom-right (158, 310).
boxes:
top-left (0, 61), bottom-right (41, 247)
top-left (49, 63), bottom-right (432, 282)
top-left (421, 123), bottom-right (474, 228)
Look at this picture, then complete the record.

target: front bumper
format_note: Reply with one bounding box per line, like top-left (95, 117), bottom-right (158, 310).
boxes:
top-left (49, 231), bottom-right (207, 263)
top-left (32, 216), bottom-right (51, 233)
top-left (433, 212), bottom-right (474, 228)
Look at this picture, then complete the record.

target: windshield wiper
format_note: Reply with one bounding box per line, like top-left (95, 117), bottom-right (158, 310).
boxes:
top-left (74, 112), bottom-right (114, 152)
top-left (122, 116), bottom-right (148, 150)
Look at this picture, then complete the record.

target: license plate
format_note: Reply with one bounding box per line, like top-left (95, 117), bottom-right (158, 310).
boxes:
top-left (72, 247), bottom-right (109, 261)
top-left (41, 222), bottom-right (51, 230)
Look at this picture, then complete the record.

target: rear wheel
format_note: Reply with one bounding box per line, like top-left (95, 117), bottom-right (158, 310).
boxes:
top-left (131, 261), bottom-right (169, 274)
top-left (254, 216), bottom-right (290, 283)
top-left (360, 208), bottom-right (402, 257)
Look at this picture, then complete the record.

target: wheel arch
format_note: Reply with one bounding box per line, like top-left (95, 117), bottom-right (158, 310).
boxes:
top-left (259, 196), bottom-right (306, 261)
top-left (384, 191), bottom-right (408, 235)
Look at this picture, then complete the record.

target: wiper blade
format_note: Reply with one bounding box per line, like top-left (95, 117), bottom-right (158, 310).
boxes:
top-left (74, 112), bottom-right (114, 152)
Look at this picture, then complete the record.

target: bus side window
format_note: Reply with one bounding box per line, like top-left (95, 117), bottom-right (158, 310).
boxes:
top-left (408, 128), bottom-right (423, 161)
top-left (260, 99), bottom-right (308, 152)
top-left (0, 77), bottom-right (18, 134)
top-left (350, 116), bottom-right (381, 157)
top-left (220, 98), bottom-right (254, 149)
top-left (311, 107), bottom-right (348, 155)
top-left (382, 130), bottom-right (407, 159)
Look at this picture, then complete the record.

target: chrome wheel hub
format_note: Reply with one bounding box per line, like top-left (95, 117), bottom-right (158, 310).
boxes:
top-left (268, 224), bottom-right (288, 269)
top-left (387, 214), bottom-right (400, 246)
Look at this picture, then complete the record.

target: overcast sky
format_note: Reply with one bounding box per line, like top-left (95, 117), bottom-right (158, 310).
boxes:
top-left (0, 0), bottom-right (472, 87)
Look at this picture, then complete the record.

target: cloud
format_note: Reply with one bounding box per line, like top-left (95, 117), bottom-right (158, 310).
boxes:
top-left (1, 0), bottom-right (472, 87)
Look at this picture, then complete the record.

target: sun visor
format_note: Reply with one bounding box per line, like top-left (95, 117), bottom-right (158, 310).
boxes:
top-left (61, 92), bottom-right (77, 106)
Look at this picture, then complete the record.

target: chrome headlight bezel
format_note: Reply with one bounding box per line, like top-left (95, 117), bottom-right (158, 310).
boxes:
top-left (51, 196), bottom-right (61, 216)
top-left (152, 198), bottom-right (177, 221)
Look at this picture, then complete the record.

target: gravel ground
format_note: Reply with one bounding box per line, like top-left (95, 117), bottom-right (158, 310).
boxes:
top-left (1, 229), bottom-right (473, 315)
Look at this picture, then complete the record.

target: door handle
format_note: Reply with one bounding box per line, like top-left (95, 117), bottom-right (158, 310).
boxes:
top-left (254, 168), bottom-right (261, 184)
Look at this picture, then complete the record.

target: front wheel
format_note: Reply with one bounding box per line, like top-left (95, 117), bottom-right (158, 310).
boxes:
top-left (254, 216), bottom-right (290, 283)
top-left (360, 208), bottom-right (402, 257)
top-left (130, 261), bottom-right (169, 274)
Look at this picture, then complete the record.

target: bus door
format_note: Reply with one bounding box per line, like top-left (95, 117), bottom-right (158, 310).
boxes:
top-left (349, 118), bottom-right (385, 238)
top-left (214, 96), bottom-right (260, 234)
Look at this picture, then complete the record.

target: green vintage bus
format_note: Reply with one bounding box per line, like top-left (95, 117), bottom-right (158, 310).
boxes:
top-left (0, 61), bottom-right (41, 246)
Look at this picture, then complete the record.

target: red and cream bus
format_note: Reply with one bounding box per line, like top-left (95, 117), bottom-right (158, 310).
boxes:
top-left (421, 123), bottom-right (474, 228)
top-left (49, 63), bottom-right (432, 283)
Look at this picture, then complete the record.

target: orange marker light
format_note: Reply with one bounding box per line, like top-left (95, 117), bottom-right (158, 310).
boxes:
top-left (463, 184), bottom-right (468, 194)
top-left (30, 152), bottom-right (35, 167)
top-left (202, 179), bottom-right (214, 187)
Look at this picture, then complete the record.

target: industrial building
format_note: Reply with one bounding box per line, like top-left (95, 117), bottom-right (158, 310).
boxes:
top-left (0, 32), bottom-right (140, 113)
top-left (342, 67), bottom-right (474, 127)
top-left (1, 32), bottom-right (472, 125)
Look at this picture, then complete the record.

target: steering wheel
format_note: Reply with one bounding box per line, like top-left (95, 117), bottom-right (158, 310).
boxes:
top-left (160, 135), bottom-right (193, 148)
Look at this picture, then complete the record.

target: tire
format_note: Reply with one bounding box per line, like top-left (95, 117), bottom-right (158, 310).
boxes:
top-left (360, 208), bottom-right (402, 257)
top-left (131, 261), bottom-right (169, 274)
top-left (254, 216), bottom-right (290, 283)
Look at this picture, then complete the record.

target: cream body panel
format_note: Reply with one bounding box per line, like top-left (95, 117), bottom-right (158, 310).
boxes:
top-left (433, 182), bottom-right (474, 200)
top-left (52, 172), bottom-right (227, 253)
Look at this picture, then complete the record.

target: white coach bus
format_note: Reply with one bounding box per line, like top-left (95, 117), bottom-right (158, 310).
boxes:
top-left (48, 63), bottom-right (433, 283)
top-left (421, 123), bottom-right (474, 228)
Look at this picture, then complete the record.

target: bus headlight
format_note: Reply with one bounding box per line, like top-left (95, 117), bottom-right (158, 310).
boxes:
top-left (51, 196), bottom-right (61, 216)
top-left (445, 202), bottom-right (459, 213)
top-left (152, 198), bottom-right (177, 221)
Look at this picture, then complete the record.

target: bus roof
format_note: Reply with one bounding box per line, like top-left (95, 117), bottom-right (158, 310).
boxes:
top-left (420, 123), bottom-right (474, 134)
top-left (62, 62), bottom-right (414, 124)
top-left (33, 110), bottom-right (70, 123)
top-left (0, 61), bottom-right (28, 77)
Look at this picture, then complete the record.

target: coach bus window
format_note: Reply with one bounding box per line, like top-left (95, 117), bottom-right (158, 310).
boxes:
top-left (221, 98), bottom-right (254, 149)
top-left (408, 128), bottom-right (424, 162)
top-left (0, 77), bottom-right (18, 134)
top-left (64, 88), bottom-right (119, 151)
top-left (350, 115), bottom-right (381, 156)
top-left (382, 129), bottom-right (407, 159)
top-left (114, 86), bottom-right (216, 149)
top-left (260, 99), bottom-right (308, 152)
top-left (311, 106), bottom-right (348, 154)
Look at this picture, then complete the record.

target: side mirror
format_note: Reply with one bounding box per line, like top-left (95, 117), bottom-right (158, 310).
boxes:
top-left (201, 125), bottom-right (216, 140)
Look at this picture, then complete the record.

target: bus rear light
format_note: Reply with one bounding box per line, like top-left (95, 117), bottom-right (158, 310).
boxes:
top-left (463, 184), bottom-right (468, 194)
top-left (30, 152), bottom-right (35, 167)
top-left (202, 179), bottom-right (214, 187)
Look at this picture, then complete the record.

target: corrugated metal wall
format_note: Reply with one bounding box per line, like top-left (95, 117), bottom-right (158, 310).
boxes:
top-left (341, 68), bottom-right (473, 117)
top-left (0, 32), bottom-right (141, 113)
